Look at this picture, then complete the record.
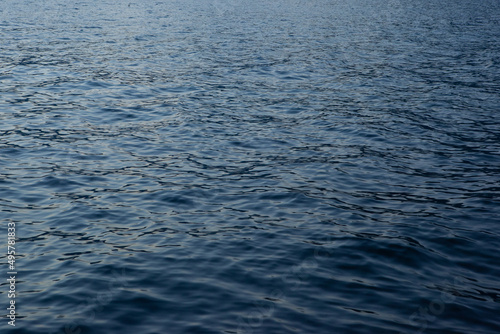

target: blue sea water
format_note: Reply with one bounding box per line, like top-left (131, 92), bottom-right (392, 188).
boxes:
top-left (1, 0), bottom-right (500, 333)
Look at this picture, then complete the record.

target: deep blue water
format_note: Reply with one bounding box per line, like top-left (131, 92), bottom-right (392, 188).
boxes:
top-left (1, 0), bottom-right (500, 333)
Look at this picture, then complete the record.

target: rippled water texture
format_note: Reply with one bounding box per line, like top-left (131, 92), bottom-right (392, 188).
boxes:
top-left (1, 0), bottom-right (500, 333)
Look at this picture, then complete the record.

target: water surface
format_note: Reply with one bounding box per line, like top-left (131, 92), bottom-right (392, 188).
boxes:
top-left (1, 0), bottom-right (500, 333)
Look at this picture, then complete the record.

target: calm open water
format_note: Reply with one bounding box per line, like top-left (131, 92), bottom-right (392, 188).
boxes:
top-left (1, 0), bottom-right (500, 333)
